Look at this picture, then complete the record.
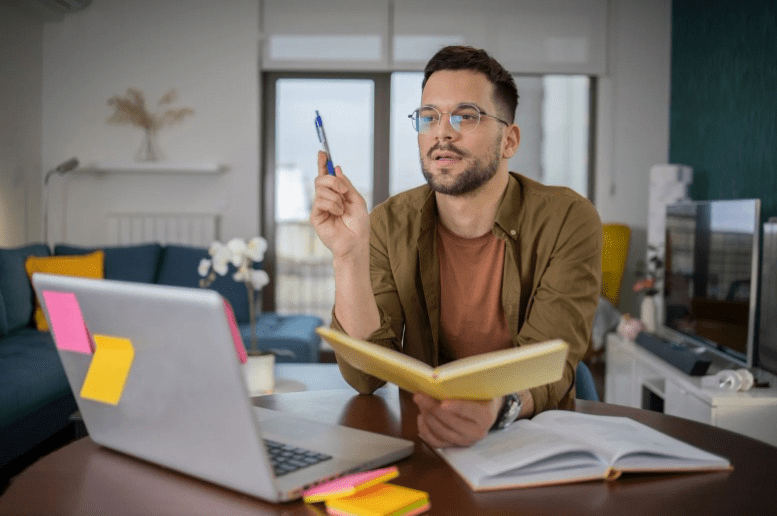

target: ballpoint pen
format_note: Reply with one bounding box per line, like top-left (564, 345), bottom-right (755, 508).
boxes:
top-left (315, 110), bottom-right (336, 176)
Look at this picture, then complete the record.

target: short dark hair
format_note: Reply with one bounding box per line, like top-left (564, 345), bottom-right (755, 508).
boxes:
top-left (423, 46), bottom-right (519, 124)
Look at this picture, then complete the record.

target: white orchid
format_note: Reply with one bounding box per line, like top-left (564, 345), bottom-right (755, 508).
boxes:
top-left (211, 246), bottom-right (231, 276)
top-left (208, 241), bottom-right (223, 257)
top-left (227, 238), bottom-right (248, 267)
top-left (250, 269), bottom-right (270, 290)
top-left (197, 258), bottom-right (211, 277)
top-left (246, 236), bottom-right (268, 262)
top-left (198, 236), bottom-right (270, 355)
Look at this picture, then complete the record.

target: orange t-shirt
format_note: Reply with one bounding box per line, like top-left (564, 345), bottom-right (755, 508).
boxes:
top-left (438, 223), bottom-right (512, 363)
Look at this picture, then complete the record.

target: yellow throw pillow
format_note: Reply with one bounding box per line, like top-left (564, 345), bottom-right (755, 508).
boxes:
top-left (25, 251), bottom-right (105, 331)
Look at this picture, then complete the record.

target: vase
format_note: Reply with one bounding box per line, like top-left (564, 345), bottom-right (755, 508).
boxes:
top-left (135, 128), bottom-right (161, 161)
top-left (640, 295), bottom-right (657, 333)
top-left (243, 353), bottom-right (275, 395)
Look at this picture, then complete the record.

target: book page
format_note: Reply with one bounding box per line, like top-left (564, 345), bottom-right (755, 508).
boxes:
top-left (531, 411), bottom-right (730, 469)
top-left (437, 418), bottom-right (606, 479)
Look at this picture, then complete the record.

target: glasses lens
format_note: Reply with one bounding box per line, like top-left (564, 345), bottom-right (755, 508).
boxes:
top-left (451, 105), bottom-right (481, 132)
top-left (419, 107), bottom-right (440, 133)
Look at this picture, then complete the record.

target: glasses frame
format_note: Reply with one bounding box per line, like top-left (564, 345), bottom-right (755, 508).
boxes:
top-left (408, 103), bottom-right (510, 134)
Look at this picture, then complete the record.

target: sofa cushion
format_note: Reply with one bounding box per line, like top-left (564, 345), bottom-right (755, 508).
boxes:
top-left (55, 243), bottom-right (163, 284)
top-left (0, 328), bottom-right (74, 429)
top-left (156, 245), bottom-right (252, 323)
top-left (0, 289), bottom-right (7, 336)
top-left (240, 313), bottom-right (323, 363)
top-left (24, 251), bottom-right (105, 331)
top-left (0, 244), bottom-right (51, 335)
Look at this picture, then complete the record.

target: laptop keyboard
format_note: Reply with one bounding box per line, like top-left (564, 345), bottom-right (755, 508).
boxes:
top-left (263, 439), bottom-right (333, 477)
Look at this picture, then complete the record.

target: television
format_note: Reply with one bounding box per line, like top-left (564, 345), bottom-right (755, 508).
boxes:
top-left (757, 221), bottom-right (777, 376)
top-left (662, 199), bottom-right (761, 368)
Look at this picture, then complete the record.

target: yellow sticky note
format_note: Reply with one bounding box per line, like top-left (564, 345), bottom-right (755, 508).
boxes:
top-left (325, 483), bottom-right (430, 516)
top-left (80, 334), bottom-right (134, 405)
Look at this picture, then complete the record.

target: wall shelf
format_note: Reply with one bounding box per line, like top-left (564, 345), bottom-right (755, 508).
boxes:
top-left (80, 162), bottom-right (227, 175)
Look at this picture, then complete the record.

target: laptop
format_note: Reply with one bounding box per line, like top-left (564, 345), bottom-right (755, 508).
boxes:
top-left (31, 273), bottom-right (414, 503)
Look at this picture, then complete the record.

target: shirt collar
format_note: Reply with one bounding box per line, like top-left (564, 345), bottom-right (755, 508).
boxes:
top-left (416, 172), bottom-right (523, 239)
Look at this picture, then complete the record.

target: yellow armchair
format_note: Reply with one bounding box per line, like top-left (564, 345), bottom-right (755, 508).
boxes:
top-left (601, 223), bottom-right (631, 307)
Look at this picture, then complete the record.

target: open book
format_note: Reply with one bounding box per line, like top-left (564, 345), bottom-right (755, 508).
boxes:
top-left (435, 410), bottom-right (732, 491)
top-left (316, 327), bottom-right (568, 400)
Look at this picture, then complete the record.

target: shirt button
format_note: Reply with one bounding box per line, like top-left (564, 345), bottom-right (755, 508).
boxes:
top-left (510, 230), bottom-right (516, 236)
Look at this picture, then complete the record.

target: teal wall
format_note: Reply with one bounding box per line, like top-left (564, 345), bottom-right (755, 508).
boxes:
top-left (670, 0), bottom-right (777, 221)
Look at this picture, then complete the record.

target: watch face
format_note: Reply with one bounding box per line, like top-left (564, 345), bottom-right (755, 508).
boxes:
top-left (496, 393), bottom-right (522, 430)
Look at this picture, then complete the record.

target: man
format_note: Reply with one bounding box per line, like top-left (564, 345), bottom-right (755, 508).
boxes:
top-left (310, 46), bottom-right (601, 448)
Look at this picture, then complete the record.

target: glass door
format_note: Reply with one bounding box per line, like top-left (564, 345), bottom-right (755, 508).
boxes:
top-left (265, 77), bottom-right (376, 323)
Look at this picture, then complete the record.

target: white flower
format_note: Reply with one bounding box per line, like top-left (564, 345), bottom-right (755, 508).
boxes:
top-left (233, 263), bottom-right (249, 282)
top-left (197, 258), bottom-right (211, 277)
top-left (212, 246), bottom-right (231, 276)
top-left (250, 269), bottom-right (270, 290)
top-left (246, 236), bottom-right (268, 262)
top-left (208, 241), bottom-right (223, 257)
top-left (227, 238), bottom-right (247, 267)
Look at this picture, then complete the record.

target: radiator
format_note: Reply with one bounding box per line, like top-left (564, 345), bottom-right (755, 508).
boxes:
top-left (106, 212), bottom-right (221, 246)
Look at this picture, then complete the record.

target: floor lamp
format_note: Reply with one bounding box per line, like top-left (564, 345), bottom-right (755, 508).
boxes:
top-left (43, 157), bottom-right (79, 249)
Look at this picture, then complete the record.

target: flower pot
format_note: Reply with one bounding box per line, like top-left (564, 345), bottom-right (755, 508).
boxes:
top-left (243, 353), bottom-right (275, 395)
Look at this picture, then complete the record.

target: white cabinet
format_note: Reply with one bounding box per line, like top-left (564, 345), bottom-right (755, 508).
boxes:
top-left (605, 333), bottom-right (777, 447)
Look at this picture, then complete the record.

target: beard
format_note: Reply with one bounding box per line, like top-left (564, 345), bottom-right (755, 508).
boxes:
top-left (420, 136), bottom-right (503, 196)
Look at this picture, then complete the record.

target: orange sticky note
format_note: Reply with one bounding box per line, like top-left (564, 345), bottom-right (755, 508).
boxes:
top-left (223, 299), bottom-right (248, 364)
top-left (303, 466), bottom-right (400, 503)
top-left (42, 290), bottom-right (94, 354)
top-left (80, 334), bottom-right (134, 405)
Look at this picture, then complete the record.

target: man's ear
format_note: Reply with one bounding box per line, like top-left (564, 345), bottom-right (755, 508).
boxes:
top-left (502, 124), bottom-right (521, 159)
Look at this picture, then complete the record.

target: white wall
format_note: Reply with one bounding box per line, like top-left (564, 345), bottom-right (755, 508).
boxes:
top-left (595, 0), bottom-right (673, 315)
top-left (42, 0), bottom-right (260, 246)
top-left (0, 4), bottom-right (43, 247)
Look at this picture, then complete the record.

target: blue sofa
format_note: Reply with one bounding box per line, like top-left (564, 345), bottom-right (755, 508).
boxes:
top-left (0, 242), bottom-right (322, 469)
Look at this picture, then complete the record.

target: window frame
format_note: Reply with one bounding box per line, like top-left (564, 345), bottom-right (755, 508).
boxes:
top-left (261, 72), bottom-right (391, 311)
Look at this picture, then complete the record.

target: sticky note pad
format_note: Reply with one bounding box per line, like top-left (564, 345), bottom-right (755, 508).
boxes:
top-left (325, 483), bottom-right (430, 516)
top-left (42, 290), bottom-right (94, 354)
top-left (303, 467), bottom-right (399, 503)
top-left (80, 334), bottom-right (134, 405)
top-left (223, 299), bottom-right (247, 364)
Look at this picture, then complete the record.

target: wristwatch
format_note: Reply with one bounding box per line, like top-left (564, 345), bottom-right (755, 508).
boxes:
top-left (491, 393), bottom-right (523, 431)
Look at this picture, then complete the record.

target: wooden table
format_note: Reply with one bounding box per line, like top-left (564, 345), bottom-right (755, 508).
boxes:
top-left (2, 386), bottom-right (776, 515)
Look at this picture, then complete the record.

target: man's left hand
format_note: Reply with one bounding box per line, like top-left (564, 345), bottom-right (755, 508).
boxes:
top-left (413, 393), bottom-right (503, 448)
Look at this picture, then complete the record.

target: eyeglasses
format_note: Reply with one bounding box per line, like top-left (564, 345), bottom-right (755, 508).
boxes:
top-left (408, 103), bottom-right (509, 133)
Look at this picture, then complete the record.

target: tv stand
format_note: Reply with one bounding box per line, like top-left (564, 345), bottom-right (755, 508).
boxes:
top-left (605, 332), bottom-right (777, 447)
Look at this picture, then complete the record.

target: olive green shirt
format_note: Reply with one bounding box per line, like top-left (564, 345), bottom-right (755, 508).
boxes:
top-left (332, 172), bottom-right (602, 414)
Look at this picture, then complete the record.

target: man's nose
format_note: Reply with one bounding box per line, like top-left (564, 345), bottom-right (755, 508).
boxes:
top-left (433, 113), bottom-right (458, 140)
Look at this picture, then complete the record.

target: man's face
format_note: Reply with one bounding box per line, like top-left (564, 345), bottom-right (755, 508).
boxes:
top-left (418, 70), bottom-right (508, 196)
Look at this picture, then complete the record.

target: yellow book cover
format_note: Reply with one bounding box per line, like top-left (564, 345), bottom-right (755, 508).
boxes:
top-left (316, 327), bottom-right (568, 400)
top-left (325, 483), bottom-right (429, 516)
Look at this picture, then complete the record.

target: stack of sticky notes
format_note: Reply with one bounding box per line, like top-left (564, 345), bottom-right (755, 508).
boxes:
top-left (303, 466), bottom-right (430, 516)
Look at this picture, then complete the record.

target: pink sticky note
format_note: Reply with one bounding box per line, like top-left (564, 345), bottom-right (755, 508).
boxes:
top-left (223, 299), bottom-right (248, 364)
top-left (42, 291), bottom-right (94, 355)
top-left (302, 466), bottom-right (399, 503)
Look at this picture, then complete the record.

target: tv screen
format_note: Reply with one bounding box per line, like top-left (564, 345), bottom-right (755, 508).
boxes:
top-left (663, 199), bottom-right (760, 367)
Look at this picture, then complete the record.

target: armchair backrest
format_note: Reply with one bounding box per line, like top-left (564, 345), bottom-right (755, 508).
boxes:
top-left (601, 223), bottom-right (631, 307)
